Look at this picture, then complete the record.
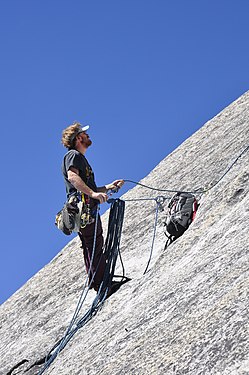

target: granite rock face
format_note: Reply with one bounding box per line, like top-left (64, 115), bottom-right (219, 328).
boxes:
top-left (1, 92), bottom-right (249, 375)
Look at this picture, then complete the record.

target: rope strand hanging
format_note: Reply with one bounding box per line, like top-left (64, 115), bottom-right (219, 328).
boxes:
top-left (124, 142), bottom-right (249, 195)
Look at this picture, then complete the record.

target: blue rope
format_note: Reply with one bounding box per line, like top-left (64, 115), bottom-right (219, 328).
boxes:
top-left (143, 199), bottom-right (160, 275)
top-left (114, 196), bottom-right (168, 275)
top-left (38, 199), bottom-right (126, 374)
top-left (124, 142), bottom-right (249, 194)
top-left (39, 207), bottom-right (101, 373)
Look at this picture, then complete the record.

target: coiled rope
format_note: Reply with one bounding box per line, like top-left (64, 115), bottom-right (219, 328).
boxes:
top-left (38, 199), bottom-right (126, 374)
top-left (108, 196), bottom-right (169, 275)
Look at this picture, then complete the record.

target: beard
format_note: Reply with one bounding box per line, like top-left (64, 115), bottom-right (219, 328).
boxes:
top-left (80, 135), bottom-right (92, 148)
top-left (85, 138), bottom-right (92, 147)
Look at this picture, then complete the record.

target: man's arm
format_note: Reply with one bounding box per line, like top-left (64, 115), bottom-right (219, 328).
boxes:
top-left (67, 167), bottom-right (108, 203)
top-left (97, 180), bottom-right (124, 193)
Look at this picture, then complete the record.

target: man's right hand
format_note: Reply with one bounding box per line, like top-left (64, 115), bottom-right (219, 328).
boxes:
top-left (90, 191), bottom-right (108, 204)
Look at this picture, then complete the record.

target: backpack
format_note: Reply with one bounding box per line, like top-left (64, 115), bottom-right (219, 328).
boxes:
top-left (163, 192), bottom-right (198, 248)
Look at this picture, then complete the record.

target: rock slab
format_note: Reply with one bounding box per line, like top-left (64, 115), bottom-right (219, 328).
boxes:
top-left (1, 91), bottom-right (249, 375)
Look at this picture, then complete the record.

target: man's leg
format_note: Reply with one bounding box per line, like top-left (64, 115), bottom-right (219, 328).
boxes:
top-left (78, 216), bottom-right (106, 291)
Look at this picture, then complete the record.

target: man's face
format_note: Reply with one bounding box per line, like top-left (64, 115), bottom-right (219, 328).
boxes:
top-left (79, 131), bottom-right (92, 148)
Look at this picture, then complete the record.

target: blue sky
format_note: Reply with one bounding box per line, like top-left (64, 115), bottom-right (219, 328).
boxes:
top-left (0, 0), bottom-right (249, 304)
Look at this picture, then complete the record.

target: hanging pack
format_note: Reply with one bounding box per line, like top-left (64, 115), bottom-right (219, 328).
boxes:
top-left (163, 192), bottom-right (198, 248)
top-left (55, 195), bottom-right (97, 235)
top-left (55, 195), bottom-right (80, 235)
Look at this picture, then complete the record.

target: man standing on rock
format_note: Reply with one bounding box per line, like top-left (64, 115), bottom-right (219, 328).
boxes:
top-left (61, 122), bottom-right (124, 292)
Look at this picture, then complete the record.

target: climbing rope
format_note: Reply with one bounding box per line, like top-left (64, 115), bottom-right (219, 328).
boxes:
top-left (142, 197), bottom-right (164, 275)
top-left (37, 142), bottom-right (249, 374)
top-left (109, 196), bottom-right (169, 275)
top-left (119, 142), bottom-right (249, 274)
top-left (124, 142), bottom-right (249, 195)
top-left (38, 199), bottom-right (126, 374)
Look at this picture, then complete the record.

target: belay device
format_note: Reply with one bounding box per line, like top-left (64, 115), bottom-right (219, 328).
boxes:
top-left (163, 192), bottom-right (198, 249)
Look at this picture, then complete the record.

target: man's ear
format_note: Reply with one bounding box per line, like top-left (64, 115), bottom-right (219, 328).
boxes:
top-left (75, 134), bottom-right (81, 143)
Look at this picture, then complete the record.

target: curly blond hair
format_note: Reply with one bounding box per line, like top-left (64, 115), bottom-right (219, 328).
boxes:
top-left (61, 122), bottom-right (82, 149)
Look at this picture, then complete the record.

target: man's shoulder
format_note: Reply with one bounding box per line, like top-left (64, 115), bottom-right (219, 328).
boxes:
top-left (64, 149), bottom-right (84, 160)
top-left (65, 149), bottom-right (80, 157)
top-left (63, 149), bottom-right (87, 171)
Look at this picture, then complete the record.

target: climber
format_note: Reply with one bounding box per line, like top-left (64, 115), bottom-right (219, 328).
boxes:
top-left (61, 122), bottom-right (124, 292)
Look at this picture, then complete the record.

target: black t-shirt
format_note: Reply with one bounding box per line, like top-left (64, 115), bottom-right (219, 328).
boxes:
top-left (62, 149), bottom-right (97, 198)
